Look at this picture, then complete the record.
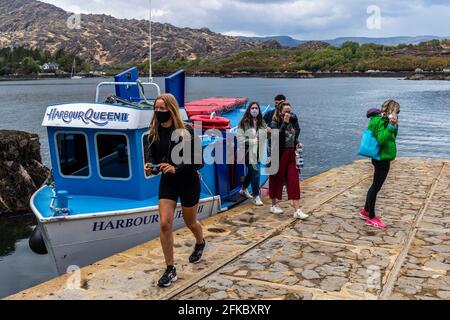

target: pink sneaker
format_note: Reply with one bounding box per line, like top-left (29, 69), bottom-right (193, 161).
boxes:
top-left (359, 209), bottom-right (369, 220)
top-left (366, 217), bottom-right (387, 229)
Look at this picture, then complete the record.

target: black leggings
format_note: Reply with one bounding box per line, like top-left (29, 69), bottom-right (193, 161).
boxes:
top-left (365, 159), bottom-right (391, 219)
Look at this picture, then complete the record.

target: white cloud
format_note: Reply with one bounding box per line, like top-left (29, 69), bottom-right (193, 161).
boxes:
top-left (151, 9), bottom-right (169, 18)
top-left (39, 0), bottom-right (450, 39)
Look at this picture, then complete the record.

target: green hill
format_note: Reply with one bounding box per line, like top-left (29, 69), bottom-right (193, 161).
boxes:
top-left (146, 40), bottom-right (450, 75)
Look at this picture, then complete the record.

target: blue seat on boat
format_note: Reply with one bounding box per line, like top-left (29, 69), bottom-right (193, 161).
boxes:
top-left (114, 67), bottom-right (141, 102)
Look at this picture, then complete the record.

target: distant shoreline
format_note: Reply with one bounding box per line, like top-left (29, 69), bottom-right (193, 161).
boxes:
top-left (188, 71), bottom-right (450, 80)
top-left (189, 71), bottom-right (412, 79)
top-left (0, 74), bottom-right (104, 82)
top-left (2, 71), bottom-right (450, 81)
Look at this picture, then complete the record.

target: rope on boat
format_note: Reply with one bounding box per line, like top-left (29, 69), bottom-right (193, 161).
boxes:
top-left (198, 172), bottom-right (217, 217)
top-left (105, 95), bottom-right (153, 108)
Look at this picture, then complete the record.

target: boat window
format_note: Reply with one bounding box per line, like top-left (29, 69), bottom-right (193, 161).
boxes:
top-left (96, 134), bottom-right (130, 179)
top-left (56, 133), bottom-right (90, 177)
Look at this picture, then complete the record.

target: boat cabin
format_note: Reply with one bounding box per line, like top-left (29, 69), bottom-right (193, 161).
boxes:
top-left (41, 68), bottom-right (248, 211)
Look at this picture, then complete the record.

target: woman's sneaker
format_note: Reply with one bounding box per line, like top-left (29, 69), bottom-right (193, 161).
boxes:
top-left (359, 209), bottom-right (370, 220)
top-left (270, 205), bottom-right (284, 214)
top-left (189, 240), bottom-right (206, 264)
top-left (158, 266), bottom-right (177, 288)
top-left (239, 189), bottom-right (253, 199)
top-left (294, 209), bottom-right (309, 220)
top-left (366, 217), bottom-right (387, 229)
top-left (254, 196), bottom-right (264, 206)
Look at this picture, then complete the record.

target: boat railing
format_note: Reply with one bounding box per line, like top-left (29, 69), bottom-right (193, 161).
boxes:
top-left (95, 82), bottom-right (162, 103)
top-left (262, 104), bottom-right (271, 116)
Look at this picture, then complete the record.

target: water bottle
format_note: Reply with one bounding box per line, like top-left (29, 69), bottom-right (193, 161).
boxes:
top-left (295, 147), bottom-right (304, 171)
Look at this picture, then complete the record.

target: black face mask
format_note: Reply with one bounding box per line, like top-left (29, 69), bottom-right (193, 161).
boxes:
top-left (155, 111), bottom-right (171, 124)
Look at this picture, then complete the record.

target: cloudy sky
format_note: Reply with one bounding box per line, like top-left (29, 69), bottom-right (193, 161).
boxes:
top-left (40, 0), bottom-right (450, 39)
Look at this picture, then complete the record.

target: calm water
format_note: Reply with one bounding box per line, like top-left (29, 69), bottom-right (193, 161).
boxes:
top-left (1, 77), bottom-right (450, 298)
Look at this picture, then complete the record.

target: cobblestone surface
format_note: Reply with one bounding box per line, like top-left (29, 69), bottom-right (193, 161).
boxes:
top-left (7, 158), bottom-right (450, 300)
top-left (390, 161), bottom-right (450, 300)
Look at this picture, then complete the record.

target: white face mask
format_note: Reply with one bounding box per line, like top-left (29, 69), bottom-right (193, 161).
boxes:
top-left (250, 109), bottom-right (259, 118)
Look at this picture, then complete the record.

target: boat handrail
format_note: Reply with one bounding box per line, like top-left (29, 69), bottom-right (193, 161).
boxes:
top-left (262, 104), bottom-right (271, 115)
top-left (95, 81), bottom-right (162, 103)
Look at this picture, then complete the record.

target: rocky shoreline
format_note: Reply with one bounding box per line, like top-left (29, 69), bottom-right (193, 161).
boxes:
top-left (190, 71), bottom-right (450, 80)
top-left (0, 74), bottom-right (104, 81)
top-left (3, 71), bottom-right (450, 81)
top-left (0, 130), bottom-right (50, 214)
top-left (0, 71), bottom-right (416, 81)
top-left (189, 71), bottom-right (413, 79)
top-left (406, 72), bottom-right (450, 80)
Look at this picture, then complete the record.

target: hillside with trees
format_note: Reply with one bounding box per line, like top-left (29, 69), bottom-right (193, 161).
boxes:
top-left (3, 40), bottom-right (450, 77)
top-left (0, 47), bottom-right (88, 75)
top-left (142, 40), bottom-right (450, 75)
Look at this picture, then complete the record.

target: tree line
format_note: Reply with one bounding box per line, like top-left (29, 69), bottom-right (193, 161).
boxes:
top-left (3, 39), bottom-right (450, 76)
top-left (140, 39), bottom-right (450, 75)
top-left (0, 47), bottom-right (89, 76)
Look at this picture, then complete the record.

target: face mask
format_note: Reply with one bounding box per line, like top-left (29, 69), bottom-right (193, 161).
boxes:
top-left (250, 109), bottom-right (259, 118)
top-left (155, 111), bottom-right (171, 123)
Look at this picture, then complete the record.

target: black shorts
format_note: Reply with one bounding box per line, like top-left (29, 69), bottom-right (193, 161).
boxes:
top-left (159, 169), bottom-right (201, 208)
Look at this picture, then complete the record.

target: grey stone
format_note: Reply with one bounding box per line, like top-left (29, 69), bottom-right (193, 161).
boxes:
top-left (211, 291), bottom-right (229, 300)
top-left (301, 270), bottom-right (321, 280)
top-left (429, 245), bottom-right (450, 253)
top-left (320, 276), bottom-right (348, 292)
top-left (424, 261), bottom-right (450, 271)
top-left (298, 280), bottom-right (316, 288)
top-left (437, 291), bottom-right (450, 299)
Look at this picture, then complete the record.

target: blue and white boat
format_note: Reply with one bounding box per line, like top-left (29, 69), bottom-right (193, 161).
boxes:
top-left (29, 67), bottom-right (272, 275)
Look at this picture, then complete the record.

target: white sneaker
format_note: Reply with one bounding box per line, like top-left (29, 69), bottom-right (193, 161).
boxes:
top-left (270, 205), bottom-right (284, 214)
top-left (294, 209), bottom-right (309, 220)
top-left (240, 189), bottom-right (253, 199)
top-left (254, 196), bottom-right (264, 206)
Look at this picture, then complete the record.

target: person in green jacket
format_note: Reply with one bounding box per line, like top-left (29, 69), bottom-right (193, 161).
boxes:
top-left (237, 102), bottom-right (270, 206)
top-left (360, 100), bottom-right (400, 229)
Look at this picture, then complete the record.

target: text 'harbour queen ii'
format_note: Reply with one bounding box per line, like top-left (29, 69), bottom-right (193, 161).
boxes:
top-left (46, 107), bottom-right (130, 127)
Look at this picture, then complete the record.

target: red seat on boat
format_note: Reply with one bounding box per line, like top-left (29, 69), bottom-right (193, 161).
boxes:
top-left (185, 97), bottom-right (247, 118)
top-left (190, 114), bottom-right (231, 131)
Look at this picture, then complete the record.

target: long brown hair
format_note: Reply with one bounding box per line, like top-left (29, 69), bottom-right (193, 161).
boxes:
top-left (239, 102), bottom-right (264, 130)
top-left (148, 93), bottom-right (186, 143)
top-left (273, 101), bottom-right (291, 122)
top-left (381, 100), bottom-right (401, 115)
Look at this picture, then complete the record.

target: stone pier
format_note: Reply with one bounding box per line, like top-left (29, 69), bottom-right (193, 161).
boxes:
top-left (6, 158), bottom-right (450, 300)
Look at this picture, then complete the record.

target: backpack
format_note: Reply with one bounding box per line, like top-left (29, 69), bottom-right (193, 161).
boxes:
top-left (358, 108), bottom-right (382, 160)
top-left (358, 129), bottom-right (381, 160)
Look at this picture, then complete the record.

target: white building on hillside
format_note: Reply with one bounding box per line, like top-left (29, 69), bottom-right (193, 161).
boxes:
top-left (41, 62), bottom-right (60, 71)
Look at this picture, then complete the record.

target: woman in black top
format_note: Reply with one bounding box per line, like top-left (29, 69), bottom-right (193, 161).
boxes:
top-left (269, 102), bottom-right (309, 220)
top-left (145, 93), bottom-right (205, 288)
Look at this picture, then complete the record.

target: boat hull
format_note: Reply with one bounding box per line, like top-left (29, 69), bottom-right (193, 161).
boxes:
top-left (36, 197), bottom-right (221, 275)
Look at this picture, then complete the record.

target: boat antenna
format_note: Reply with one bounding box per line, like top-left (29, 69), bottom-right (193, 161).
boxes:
top-left (148, 0), bottom-right (153, 83)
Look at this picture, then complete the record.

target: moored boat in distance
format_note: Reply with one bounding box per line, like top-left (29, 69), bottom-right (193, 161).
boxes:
top-left (70, 57), bottom-right (84, 80)
top-left (30, 67), bottom-right (271, 275)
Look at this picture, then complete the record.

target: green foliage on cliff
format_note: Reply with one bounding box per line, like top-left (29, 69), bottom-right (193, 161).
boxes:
top-left (139, 39), bottom-right (450, 75)
top-left (0, 47), bottom-right (89, 75)
top-left (5, 40), bottom-right (450, 76)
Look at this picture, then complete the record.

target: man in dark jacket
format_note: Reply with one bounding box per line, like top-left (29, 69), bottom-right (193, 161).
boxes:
top-left (263, 94), bottom-right (286, 125)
